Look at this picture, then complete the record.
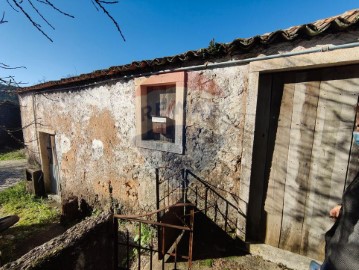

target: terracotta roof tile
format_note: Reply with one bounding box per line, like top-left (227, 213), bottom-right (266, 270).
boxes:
top-left (21, 9), bottom-right (359, 93)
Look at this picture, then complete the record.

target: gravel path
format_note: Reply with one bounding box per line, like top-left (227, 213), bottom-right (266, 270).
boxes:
top-left (0, 159), bottom-right (27, 192)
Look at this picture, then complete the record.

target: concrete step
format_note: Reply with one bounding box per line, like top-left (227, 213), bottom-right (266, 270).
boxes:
top-left (248, 243), bottom-right (321, 270)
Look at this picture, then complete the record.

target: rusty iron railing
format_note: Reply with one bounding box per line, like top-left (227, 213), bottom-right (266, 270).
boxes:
top-left (185, 169), bottom-right (245, 235)
top-left (113, 167), bottom-right (245, 270)
top-left (114, 204), bottom-right (194, 270)
top-left (156, 167), bottom-right (244, 235)
top-left (155, 168), bottom-right (188, 218)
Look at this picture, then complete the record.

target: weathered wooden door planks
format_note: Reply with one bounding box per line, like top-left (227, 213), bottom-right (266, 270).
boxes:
top-left (264, 75), bottom-right (294, 247)
top-left (278, 74), bottom-right (320, 254)
top-left (261, 67), bottom-right (359, 260)
top-left (300, 75), bottom-right (359, 259)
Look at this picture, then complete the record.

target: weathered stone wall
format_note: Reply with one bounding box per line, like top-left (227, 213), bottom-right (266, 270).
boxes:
top-left (19, 65), bottom-right (248, 214)
top-left (1, 213), bottom-right (114, 270)
top-left (18, 29), bottom-right (359, 222)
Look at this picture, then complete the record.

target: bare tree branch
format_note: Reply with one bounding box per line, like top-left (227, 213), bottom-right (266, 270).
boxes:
top-left (28, 0), bottom-right (55, 30)
top-left (94, 0), bottom-right (125, 41)
top-left (91, 0), bottom-right (99, 11)
top-left (11, 0), bottom-right (54, 42)
top-left (40, 0), bottom-right (74, 18)
top-left (5, 1), bottom-right (125, 42)
top-left (6, 0), bottom-right (19, 12)
top-left (0, 62), bottom-right (27, 70)
top-left (98, 1), bottom-right (119, 4)
top-left (0, 75), bottom-right (26, 87)
top-left (9, 0), bottom-right (74, 42)
top-left (1, 1), bottom-right (126, 89)
top-left (0, 12), bottom-right (9, 24)
top-left (0, 125), bottom-right (24, 145)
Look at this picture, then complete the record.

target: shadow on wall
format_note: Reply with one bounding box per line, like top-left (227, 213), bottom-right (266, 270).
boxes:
top-left (247, 64), bottom-right (359, 260)
top-left (173, 208), bottom-right (248, 261)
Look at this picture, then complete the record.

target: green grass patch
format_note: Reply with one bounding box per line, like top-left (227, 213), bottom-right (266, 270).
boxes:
top-left (0, 182), bottom-right (59, 226)
top-left (134, 223), bottom-right (156, 248)
top-left (0, 182), bottom-right (60, 264)
top-left (0, 149), bottom-right (26, 161)
top-left (200, 259), bottom-right (214, 267)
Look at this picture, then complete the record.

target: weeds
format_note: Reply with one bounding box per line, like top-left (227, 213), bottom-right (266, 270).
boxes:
top-left (117, 222), bottom-right (156, 269)
top-left (200, 258), bottom-right (214, 267)
top-left (0, 181), bottom-right (59, 226)
top-left (134, 223), bottom-right (156, 248)
top-left (0, 182), bottom-right (60, 264)
top-left (0, 149), bottom-right (26, 161)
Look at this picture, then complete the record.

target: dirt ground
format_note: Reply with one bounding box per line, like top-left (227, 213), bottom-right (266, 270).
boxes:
top-left (0, 159), bottom-right (27, 192)
top-left (129, 254), bottom-right (293, 270)
top-left (0, 160), bottom-right (295, 269)
top-left (187, 255), bottom-right (292, 270)
top-left (120, 206), bottom-right (296, 270)
top-left (0, 210), bottom-right (67, 265)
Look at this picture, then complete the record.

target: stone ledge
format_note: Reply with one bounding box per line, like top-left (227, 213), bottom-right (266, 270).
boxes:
top-left (248, 243), bottom-right (321, 270)
top-left (1, 212), bottom-right (113, 270)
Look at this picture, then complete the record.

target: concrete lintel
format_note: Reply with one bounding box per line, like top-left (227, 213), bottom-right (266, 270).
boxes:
top-left (250, 46), bottom-right (359, 73)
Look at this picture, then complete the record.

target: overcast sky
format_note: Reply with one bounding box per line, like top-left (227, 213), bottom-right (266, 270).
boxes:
top-left (1, 0), bottom-right (358, 86)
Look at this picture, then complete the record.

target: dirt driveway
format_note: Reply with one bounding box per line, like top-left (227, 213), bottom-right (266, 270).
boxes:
top-left (0, 159), bottom-right (27, 192)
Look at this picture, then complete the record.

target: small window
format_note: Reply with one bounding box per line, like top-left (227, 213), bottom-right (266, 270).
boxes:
top-left (135, 72), bottom-right (185, 154)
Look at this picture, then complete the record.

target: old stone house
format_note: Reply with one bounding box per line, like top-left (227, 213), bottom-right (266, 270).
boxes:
top-left (18, 9), bottom-right (359, 261)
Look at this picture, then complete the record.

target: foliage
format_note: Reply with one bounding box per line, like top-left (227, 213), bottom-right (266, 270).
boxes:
top-left (0, 181), bottom-right (59, 226)
top-left (117, 223), bottom-right (156, 268)
top-left (0, 149), bottom-right (26, 161)
top-left (0, 84), bottom-right (18, 103)
top-left (133, 223), bottom-right (156, 248)
top-left (0, 182), bottom-right (60, 264)
top-left (207, 38), bottom-right (224, 55)
top-left (200, 258), bottom-right (214, 267)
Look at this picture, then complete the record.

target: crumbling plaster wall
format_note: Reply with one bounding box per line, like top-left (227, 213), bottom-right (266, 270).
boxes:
top-left (18, 30), bottom-right (359, 217)
top-left (19, 65), bottom-right (248, 213)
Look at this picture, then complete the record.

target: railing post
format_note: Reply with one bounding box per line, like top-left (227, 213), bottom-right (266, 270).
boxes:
top-left (162, 227), bottom-right (165, 258)
top-left (184, 169), bottom-right (188, 202)
top-left (113, 217), bottom-right (118, 270)
top-left (181, 168), bottom-right (187, 217)
top-left (195, 186), bottom-right (198, 206)
top-left (167, 179), bottom-right (170, 206)
top-left (126, 230), bottom-right (130, 270)
top-left (162, 227), bottom-right (165, 270)
top-left (181, 169), bottom-right (185, 202)
top-left (224, 202), bottom-right (229, 233)
top-left (138, 223), bottom-right (141, 270)
top-left (204, 187), bottom-right (209, 215)
top-left (174, 243), bottom-right (178, 270)
top-left (188, 209), bottom-right (194, 270)
top-left (156, 168), bottom-right (160, 222)
top-left (150, 237), bottom-right (153, 270)
top-left (214, 202), bottom-right (218, 223)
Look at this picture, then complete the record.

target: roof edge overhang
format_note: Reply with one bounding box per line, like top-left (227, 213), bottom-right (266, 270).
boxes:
top-left (19, 9), bottom-right (359, 94)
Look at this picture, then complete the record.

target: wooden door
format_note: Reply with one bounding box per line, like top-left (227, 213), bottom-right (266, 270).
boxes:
top-left (49, 135), bottom-right (59, 194)
top-left (40, 132), bottom-right (59, 194)
top-left (262, 66), bottom-right (359, 260)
